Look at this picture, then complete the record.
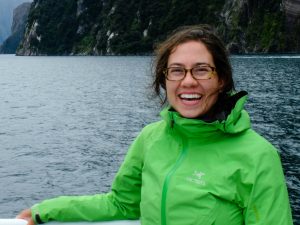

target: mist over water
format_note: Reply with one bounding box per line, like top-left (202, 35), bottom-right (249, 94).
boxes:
top-left (0, 55), bottom-right (299, 223)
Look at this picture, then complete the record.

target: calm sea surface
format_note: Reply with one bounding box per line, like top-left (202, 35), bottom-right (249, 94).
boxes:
top-left (0, 55), bottom-right (299, 223)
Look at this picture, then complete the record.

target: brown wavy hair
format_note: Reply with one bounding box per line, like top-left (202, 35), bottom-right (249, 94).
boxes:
top-left (152, 24), bottom-right (234, 104)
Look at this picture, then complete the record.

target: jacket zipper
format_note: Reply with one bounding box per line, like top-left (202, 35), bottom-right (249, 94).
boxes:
top-left (161, 130), bottom-right (188, 225)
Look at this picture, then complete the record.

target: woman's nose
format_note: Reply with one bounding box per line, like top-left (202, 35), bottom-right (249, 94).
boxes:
top-left (181, 70), bottom-right (198, 86)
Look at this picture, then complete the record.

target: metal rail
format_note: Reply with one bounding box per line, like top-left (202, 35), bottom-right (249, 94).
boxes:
top-left (0, 219), bottom-right (140, 225)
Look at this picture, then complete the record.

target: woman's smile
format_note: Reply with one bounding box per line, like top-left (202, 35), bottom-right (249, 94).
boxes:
top-left (178, 92), bottom-right (202, 106)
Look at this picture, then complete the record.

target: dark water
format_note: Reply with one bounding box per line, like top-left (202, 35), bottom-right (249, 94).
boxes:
top-left (0, 55), bottom-right (299, 224)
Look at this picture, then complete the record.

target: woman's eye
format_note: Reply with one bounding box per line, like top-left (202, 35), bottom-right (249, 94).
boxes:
top-left (194, 67), bottom-right (209, 73)
top-left (170, 68), bottom-right (184, 73)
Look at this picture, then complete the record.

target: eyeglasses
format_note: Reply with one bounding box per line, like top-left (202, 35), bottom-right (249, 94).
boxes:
top-left (164, 64), bottom-right (216, 81)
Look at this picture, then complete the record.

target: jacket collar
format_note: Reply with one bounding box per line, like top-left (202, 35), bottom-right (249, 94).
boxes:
top-left (160, 91), bottom-right (251, 137)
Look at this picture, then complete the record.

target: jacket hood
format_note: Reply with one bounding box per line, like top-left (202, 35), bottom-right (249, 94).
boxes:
top-left (160, 91), bottom-right (251, 137)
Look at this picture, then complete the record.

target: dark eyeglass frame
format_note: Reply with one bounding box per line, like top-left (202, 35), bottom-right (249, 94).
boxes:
top-left (163, 64), bottom-right (216, 81)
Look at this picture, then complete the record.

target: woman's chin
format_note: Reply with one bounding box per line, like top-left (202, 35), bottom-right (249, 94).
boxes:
top-left (177, 107), bottom-right (207, 119)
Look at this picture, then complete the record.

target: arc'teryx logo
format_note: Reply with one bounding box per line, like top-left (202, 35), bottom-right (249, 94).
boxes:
top-left (186, 171), bottom-right (206, 186)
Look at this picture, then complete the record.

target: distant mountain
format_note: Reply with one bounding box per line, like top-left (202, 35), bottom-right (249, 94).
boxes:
top-left (0, 2), bottom-right (31, 54)
top-left (0, 0), bottom-right (32, 44)
top-left (16, 0), bottom-right (300, 55)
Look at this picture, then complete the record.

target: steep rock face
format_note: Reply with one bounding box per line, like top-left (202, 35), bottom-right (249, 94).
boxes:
top-left (0, 0), bottom-right (32, 44)
top-left (219, 0), bottom-right (249, 53)
top-left (284, 0), bottom-right (300, 17)
top-left (282, 0), bottom-right (300, 51)
top-left (17, 0), bottom-right (300, 55)
top-left (12, 2), bottom-right (31, 33)
top-left (0, 2), bottom-right (32, 54)
top-left (220, 0), bottom-right (294, 53)
top-left (17, 0), bottom-right (78, 55)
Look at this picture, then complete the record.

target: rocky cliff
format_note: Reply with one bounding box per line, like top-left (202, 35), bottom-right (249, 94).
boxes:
top-left (282, 0), bottom-right (300, 51)
top-left (219, 0), bottom-right (300, 53)
top-left (0, 2), bottom-right (32, 54)
top-left (0, 0), bottom-right (32, 44)
top-left (16, 0), bottom-right (300, 55)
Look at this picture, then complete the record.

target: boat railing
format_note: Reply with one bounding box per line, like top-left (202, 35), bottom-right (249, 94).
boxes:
top-left (0, 219), bottom-right (141, 225)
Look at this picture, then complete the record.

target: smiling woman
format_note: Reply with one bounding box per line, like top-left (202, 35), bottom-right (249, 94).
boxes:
top-left (16, 25), bottom-right (293, 225)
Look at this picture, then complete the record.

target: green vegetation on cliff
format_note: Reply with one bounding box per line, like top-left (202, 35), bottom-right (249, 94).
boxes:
top-left (17, 0), bottom-right (300, 55)
top-left (245, 0), bottom-right (285, 52)
top-left (24, 0), bottom-right (77, 54)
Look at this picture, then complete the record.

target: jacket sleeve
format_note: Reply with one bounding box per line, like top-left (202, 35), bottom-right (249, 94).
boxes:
top-left (31, 131), bottom-right (145, 223)
top-left (243, 145), bottom-right (293, 225)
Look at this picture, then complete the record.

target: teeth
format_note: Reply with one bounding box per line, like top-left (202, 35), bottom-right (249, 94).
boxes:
top-left (179, 94), bottom-right (202, 99)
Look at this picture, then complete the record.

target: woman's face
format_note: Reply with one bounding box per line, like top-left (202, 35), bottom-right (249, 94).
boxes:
top-left (166, 40), bottom-right (223, 118)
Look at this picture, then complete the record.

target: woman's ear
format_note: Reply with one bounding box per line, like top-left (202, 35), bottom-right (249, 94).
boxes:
top-left (218, 79), bottom-right (225, 93)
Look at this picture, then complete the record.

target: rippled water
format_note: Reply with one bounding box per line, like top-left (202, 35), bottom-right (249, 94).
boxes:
top-left (0, 55), bottom-right (299, 224)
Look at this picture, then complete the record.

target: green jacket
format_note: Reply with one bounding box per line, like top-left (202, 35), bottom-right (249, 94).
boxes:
top-left (32, 93), bottom-right (293, 225)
